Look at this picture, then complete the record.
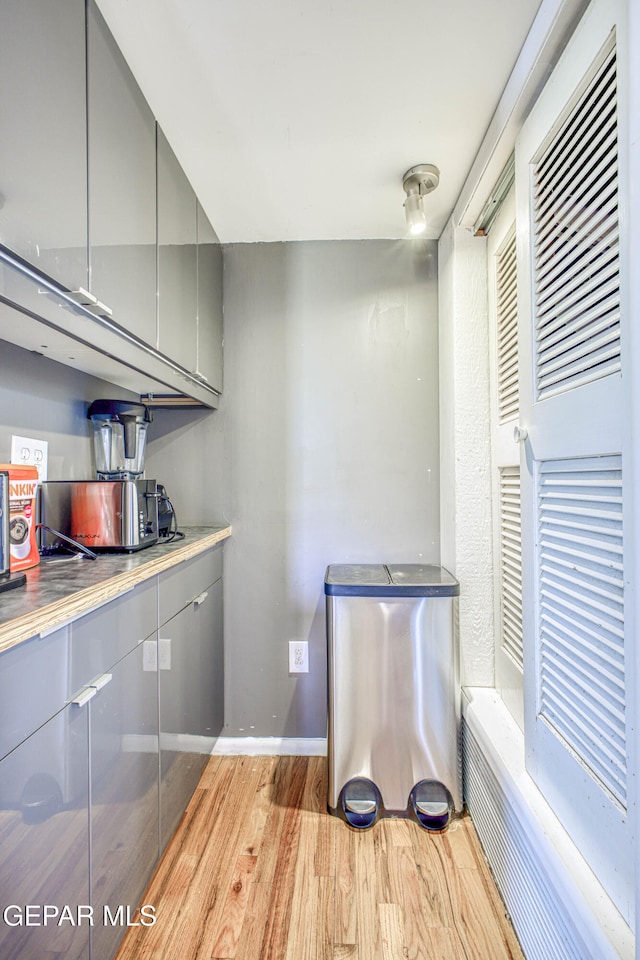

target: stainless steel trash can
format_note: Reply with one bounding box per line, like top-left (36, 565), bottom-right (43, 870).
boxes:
top-left (325, 563), bottom-right (461, 830)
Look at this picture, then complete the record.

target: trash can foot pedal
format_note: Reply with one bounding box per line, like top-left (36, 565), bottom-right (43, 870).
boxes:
top-left (410, 780), bottom-right (453, 831)
top-left (340, 778), bottom-right (381, 829)
top-left (415, 800), bottom-right (449, 818)
top-left (344, 799), bottom-right (377, 815)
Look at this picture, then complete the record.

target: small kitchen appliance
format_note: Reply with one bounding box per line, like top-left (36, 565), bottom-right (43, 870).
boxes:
top-left (38, 478), bottom-right (159, 553)
top-left (38, 398), bottom-right (180, 554)
top-left (88, 399), bottom-right (151, 479)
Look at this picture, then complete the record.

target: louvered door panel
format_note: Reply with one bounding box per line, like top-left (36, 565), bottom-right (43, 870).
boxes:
top-left (500, 466), bottom-right (523, 671)
top-left (496, 230), bottom-right (519, 422)
top-left (489, 189), bottom-right (523, 728)
top-left (533, 47), bottom-right (620, 400)
top-left (538, 455), bottom-right (625, 807)
top-left (517, 3), bottom-right (632, 921)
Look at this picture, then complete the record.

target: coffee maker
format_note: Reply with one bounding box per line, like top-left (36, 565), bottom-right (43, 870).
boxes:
top-left (39, 400), bottom-right (174, 554)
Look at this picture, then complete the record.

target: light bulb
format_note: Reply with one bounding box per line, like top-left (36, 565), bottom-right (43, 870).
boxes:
top-left (405, 192), bottom-right (426, 235)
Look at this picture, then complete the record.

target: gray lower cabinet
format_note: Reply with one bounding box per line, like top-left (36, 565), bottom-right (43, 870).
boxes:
top-left (0, 580), bottom-right (159, 960)
top-left (0, 547), bottom-right (223, 958)
top-left (0, 688), bottom-right (90, 960)
top-left (87, 0), bottom-right (157, 348)
top-left (159, 548), bottom-right (224, 851)
top-left (89, 640), bottom-right (159, 960)
top-left (0, 0), bottom-right (87, 291)
top-left (71, 579), bottom-right (159, 960)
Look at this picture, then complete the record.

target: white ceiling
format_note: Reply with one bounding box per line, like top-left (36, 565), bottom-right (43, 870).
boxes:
top-left (96, 0), bottom-right (543, 243)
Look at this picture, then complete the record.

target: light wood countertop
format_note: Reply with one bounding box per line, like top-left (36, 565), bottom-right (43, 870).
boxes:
top-left (0, 525), bottom-right (231, 656)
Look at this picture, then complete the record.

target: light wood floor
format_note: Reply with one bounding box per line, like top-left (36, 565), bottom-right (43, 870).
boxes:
top-left (115, 755), bottom-right (524, 960)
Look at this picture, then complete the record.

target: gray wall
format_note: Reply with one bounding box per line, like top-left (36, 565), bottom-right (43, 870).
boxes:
top-left (217, 239), bottom-right (440, 738)
top-left (0, 339), bottom-right (138, 477)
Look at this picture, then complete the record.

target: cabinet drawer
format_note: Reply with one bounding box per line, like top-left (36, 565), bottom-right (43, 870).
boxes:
top-left (70, 577), bottom-right (157, 691)
top-left (0, 627), bottom-right (70, 761)
top-left (159, 547), bottom-right (223, 626)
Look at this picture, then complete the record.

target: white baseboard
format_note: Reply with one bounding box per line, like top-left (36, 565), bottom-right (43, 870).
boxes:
top-left (463, 687), bottom-right (634, 960)
top-left (211, 737), bottom-right (327, 757)
top-left (121, 734), bottom-right (328, 757)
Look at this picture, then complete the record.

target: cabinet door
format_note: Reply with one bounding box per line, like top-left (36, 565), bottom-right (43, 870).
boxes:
top-left (196, 201), bottom-right (223, 392)
top-left (0, 0), bottom-right (87, 291)
top-left (157, 126), bottom-right (197, 371)
top-left (159, 577), bottom-right (223, 850)
top-left (0, 703), bottom-right (90, 960)
top-left (0, 625), bottom-right (70, 762)
top-left (70, 577), bottom-right (157, 694)
top-left (90, 641), bottom-right (159, 960)
top-left (87, 0), bottom-right (157, 347)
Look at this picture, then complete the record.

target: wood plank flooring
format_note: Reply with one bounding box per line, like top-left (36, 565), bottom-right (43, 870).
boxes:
top-left (115, 755), bottom-right (524, 960)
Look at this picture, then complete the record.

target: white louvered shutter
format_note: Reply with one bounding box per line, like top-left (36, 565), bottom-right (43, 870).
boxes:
top-left (488, 189), bottom-right (523, 728)
top-left (516, 0), bottom-right (632, 924)
top-left (500, 466), bottom-right (523, 673)
top-left (538, 455), bottom-right (625, 807)
top-left (533, 47), bottom-right (620, 401)
top-left (496, 230), bottom-right (519, 424)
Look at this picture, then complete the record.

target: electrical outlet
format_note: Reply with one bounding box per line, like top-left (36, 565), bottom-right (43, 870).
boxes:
top-left (289, 640), bottom-right (309, 673)
top-left (11, 435), bottom-right (49, 482)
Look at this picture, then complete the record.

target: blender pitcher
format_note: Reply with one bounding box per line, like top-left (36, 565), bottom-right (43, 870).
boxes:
top-left (88, 400), bottom-right (152, 479)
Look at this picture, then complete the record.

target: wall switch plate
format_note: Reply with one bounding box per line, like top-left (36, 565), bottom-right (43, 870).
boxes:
top-left (11, 435), bottom-right (49, 482)
top-left (159, 637), bottom-right (172, 670)
top-left (289, 640), bottom-right (309, 673)
top-left (142, 640), bottom-right (157, 672)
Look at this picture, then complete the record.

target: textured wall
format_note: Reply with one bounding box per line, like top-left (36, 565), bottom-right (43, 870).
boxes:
top-left (438, 221), bottom-right (495, 687)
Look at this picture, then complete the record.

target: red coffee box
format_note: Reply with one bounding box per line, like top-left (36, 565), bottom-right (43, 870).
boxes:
top-left (0, 464), bottom-right (40, 571)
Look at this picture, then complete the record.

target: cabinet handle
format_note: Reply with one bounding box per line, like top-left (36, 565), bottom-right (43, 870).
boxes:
top-left (90, 673), bottom-right (112, 691)
top-left (68, 287), bottom-right (113, 318)
top-left (193, 591), bottom-right (209, 607)
top-left (71, 686), bottom-right (97, 707)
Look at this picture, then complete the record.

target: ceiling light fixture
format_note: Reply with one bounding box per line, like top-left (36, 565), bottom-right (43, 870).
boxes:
top-left (402, 164), bottom-right (440, 235)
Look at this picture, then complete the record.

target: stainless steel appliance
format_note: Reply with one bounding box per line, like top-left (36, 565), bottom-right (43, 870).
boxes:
top-left (88, 399), bottom-right (151, 480)
top-left (0, 471), bottom-right (27, 592)
top-left (325, 563), bottom-right (461, 830)
top-left (38, 479), bottom-right (158, 553)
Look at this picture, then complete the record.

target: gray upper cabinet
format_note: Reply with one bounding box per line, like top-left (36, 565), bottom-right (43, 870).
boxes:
top-left (87, 0), bottom-right (157, 347)
top-left (157, 126), bottom-right (198, 372)
top-left (0, 0), bottom-right (87, 291)
top-left (197, 202), bottom-right (224, 392)
top-left (0, 3), bottom-right (222, 404)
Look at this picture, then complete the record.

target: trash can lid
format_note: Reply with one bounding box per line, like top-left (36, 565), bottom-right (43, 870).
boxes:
top-left (324, 563), bottom-right (459, 597)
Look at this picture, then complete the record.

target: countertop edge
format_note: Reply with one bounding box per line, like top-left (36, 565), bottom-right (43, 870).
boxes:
top-left (0, 526), bottom-right (232, 656)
